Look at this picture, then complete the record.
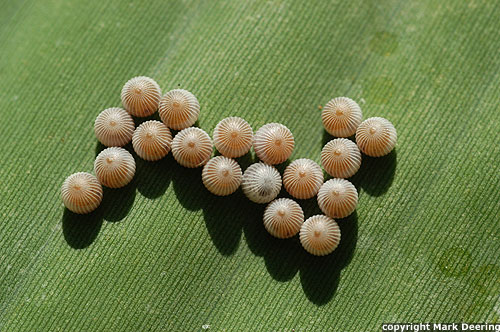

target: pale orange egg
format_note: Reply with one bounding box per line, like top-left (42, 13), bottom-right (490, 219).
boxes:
top-left (356, 117), bottom-right (397, 157)
top-left (263, 198), bottom-right (304, 239)
top-left (132, 120), bottom-right (172, 161)
top-left (317, 178), bottom-right (358, 219)
top-left (283, 158), bottom-right (323, 199)
top-left (61, 172), bottom-right (103, 214)
top-left (253, 123), bottom-right (294, 165)
top-left (171, 127), bottom-right (212, 168)
top-left (321, 138), bottom-right (361, 178)
top-left (121, 76), bottom-right (161, 117)
top-left (300, 215), bottom-right (341, 256)
top-left (322, 97), bottom-right (362, 137)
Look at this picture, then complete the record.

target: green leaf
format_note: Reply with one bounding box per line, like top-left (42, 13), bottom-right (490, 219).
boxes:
top-left (1, 0), bottom-right (499, 330)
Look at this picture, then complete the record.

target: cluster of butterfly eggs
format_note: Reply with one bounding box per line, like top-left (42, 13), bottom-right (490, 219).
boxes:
top-left (61, 76), bottom-right (397, 256)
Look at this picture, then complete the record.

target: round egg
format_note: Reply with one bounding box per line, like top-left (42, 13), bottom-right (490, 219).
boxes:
top-left (171, 127), bottom-right (212, 168)
top-left (283, 158), bottom-right (323, 199)
top-left (263, 198), bottom-right (304, 239)
top-left (317, 178), bottom-right (358, 219)
top-left (213, 117), bottom-right (253, 158)
top-left (61, 172), bottom-right (103, 214)
top-left (94, 107), bottom-right (135, 147)
top-left (202, 156), bottom-right (242, 196)
top-left (253, 123), bottom-right (294, 165)
top-left (132, 120), bottom-right (172, 161)
top-left (322, 97), bottom-right (362, 137)
top-left (94, 147), bottom-right (136, 188)
top-left (121, 76), bottom-right (161, 117)
top-left (158, 89), bottom-right (200, 130)
top-left (321, 138), bottom-right (361, 178)
top-left (356, 117), bottom-right (397, 157)
top-left (300, 215), bottom-right (341, 256)
top-left (241, 162), bottom-right (282, 204)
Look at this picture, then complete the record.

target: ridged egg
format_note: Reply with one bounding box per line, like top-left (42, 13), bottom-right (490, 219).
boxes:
top-left (172, 127), bottom-right (212, 168)
top-left (158, 89), bottom-right (200, 130)
top-left (300, 215), bottom-right (341, 256)
top-left (322, 97), bottom-right (362, 137)
top-left (317, 178), bottom-right (358, 219)
top-left (94, 108), bottom-right (135, 147)
top-left (213, 117), bottom-right (253, 158)
top-left (202, 156), bottom-right (242, 196)
top-left (263, 198), bottom-right (304, 239)
top-left (283, 158), bottom-right (323, 199)
top-left (241, 162), bottom-right (282, 204)
top-left (61, 172), bottom-right (103, 214)
top-left (132, 120), bottom-right (172, 161)
top-left (94, 147), bottom-right (136, 188)
top-left (321, 138), bottom-right (361, 178)
top-left (356, 117), bottom-right (397, 157)
top-left (121, 76), bottom-right (161, 117)
top-left (253, 123), bottom-right (294, 165)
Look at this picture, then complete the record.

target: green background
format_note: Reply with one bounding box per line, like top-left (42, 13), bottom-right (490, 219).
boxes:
top-left (1, 0), bottom-right (499, 331)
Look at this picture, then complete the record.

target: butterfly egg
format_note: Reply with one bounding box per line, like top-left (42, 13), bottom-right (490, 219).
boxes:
top-left (253, 123), bottom-right (295, 165)
top-left (317, 178), bottom-right (358, 219)
top-left (121, 76), bottom-right (162, 117)
top-left (213, 117), bottom-right (253, 158)
top-left (61, 172), bottom-right (103, 214)
top-left (172, 127), bottom-right (212, 168)
top-left (321, 138), bottom-right (361, 178)
top-left (356, 117), bottom-right (397, 157)
top-left (94, 147), bottom-right (136, 188)
top-left (263, 198), bottom-right (304, 239)
top-left (322, 97), bottom-right (362, 137)
top-left (300, 215), bottom-right (341, 256)
top-left (283, 158), bottom-right (323, 199)
top-left (158, 89), bottom-right (200, 130)
top-left (241, 162), bottom-right (282, 204)
top-left (94, 108), bottom-right (135, 147)
top-left (132, 120), bottom-right (172, 161)
top-left (202, 156), bottom-right (242, 196)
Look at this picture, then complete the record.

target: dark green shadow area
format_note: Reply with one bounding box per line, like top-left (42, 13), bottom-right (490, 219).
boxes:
top-left (132, 112), bottom-right (162, 127)
top-left (68, 138), bottom-right (362, 302)
top-left (96, 140), bottom-right (174, 199)
top-left (243, 201), bottom-right (358, 305)
top-left (100, 181), bottom-right (137, 223)
top-left (299, 211), bottom-right (358, 305)
top-left (351, 149), bottom-right (397, 197)
top-left (62, 208), bottom-right (104, 249)
top-left (321, 130), bottom-right (397, 197)
top-left (62, 173), bottom-right (137, 247)
top-left (171, 161), bottom-right (244, 256)
top-left (135, 155), bottom-right (175, 199)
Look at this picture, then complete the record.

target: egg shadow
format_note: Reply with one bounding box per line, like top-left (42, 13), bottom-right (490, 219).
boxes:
top-left (62, 208), bottom-right (103, 249)
top-left (171, 161), bottom-right (244, 256)
top-left (202, 191), bottom-right (246, 256)
top-left (299, 211), bottom-right (358, 305)
top-left (171, 162), bottom-right (207, 211)
top-left (134, 154), bottom-right (175, 199)
top-left (95, 142), bottom-right (106, 155)
top-left (242, 196), bottom-right (358, 304)
top-left (93, 142), bottom-right (139, 222)
top-left (243, 211), bottom-right (301, 282)
top-left (100, 180), bottom-right (137, 222)
top-left (132, 113), bottom-right (161, 127)
top-left (351, 150), bottom-right (397, 197)
top-left (322, 130), bottom-right (356, 147)
top-left (322, 131), bottom-right (335, 146)
top-left (96, 141), bottom-right (173, 200)
top-left (95, 141), bottom-right (135, 157)
top-left (321, 131), bottom-right (396, 197)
